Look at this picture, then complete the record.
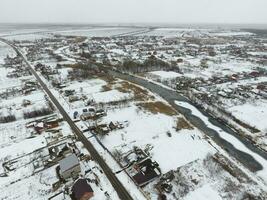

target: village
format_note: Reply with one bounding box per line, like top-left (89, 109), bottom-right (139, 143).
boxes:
top-left (0, 26), bottom-right (267, 200)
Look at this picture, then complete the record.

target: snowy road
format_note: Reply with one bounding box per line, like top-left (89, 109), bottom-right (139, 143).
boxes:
top-left (0, 38), bottom-right (135, 200)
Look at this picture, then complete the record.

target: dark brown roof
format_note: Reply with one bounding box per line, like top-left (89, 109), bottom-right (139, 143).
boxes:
top-left (72, 179), bottom-right (93, 200)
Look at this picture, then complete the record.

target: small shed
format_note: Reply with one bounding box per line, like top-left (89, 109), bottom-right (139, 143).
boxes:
top-left (59, 154), bottom-right (81, 180)
top-left (71, 179), bottom-right (94, 200)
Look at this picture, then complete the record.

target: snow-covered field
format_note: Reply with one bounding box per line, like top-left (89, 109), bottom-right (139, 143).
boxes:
top-left (228, 100), bottom-right (267, 132)
top-left (0, 41), bottom-right (16, 64)
top-left (176, 101), bottom-right (267, 183)
top-left (3, 33), bottom-right (51, 41)
top-left (149, 70), bottom-right (182, 79)
top-left (137, 28), bottom-right (210, 37)
top-left (54, 27), bottom-right (141, 37)
top-left (184, 185), bottom-right (222, 200)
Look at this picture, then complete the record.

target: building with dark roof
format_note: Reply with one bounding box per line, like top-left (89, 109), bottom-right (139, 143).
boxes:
top-left (71, 179), bottom-right (94, 200)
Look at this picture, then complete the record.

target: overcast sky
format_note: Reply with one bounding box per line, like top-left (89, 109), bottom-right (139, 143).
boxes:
top-left (0, 0), bottom-right (266, 24)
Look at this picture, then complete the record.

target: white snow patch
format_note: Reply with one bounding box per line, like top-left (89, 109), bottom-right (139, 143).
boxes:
top-left (175, 101), bottom-right (267, 183)
top-left (184, 184), bottom-right (222, 200)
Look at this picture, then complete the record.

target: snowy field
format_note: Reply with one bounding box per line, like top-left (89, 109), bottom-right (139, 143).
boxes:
top-left (54, 27), bottom-right (142, 37)
top-left (176, 101), bottom-right (267, 183)
top-left (137, 28), bottom-right (210, 37)
top-left (3, 33), bottom-right (51, 41)
top-left (136, 27), bottom-right (253, 38)
top-left (0, 41), bottom-right (16, 64)
top-left (228, 100), bottom-right (267, 132)
top-left (149, 71), bottom-right (182, 79)
top-left (180, 59), bottom-right (260, 80)
top-left (100, 104), bottom-right (215, 174)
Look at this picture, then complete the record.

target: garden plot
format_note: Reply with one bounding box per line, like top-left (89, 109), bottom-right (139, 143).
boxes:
top-left (148, 70), bottom-right (182, 80)
top-left (57, 78), bottom-right (134, 110)
top-left (180, 59), bottom-right (259, 80)
top-left (97, 103), bottom-right (216, 174)
top-left (0, 135), bottom-right (46, 162)
top-left (228, 100), bottom-right (267, 132)
top-left (0, 67), bottom-right (21, 90)
top-left (0, 44), bottom-right (20, 89)
top-left (0, 166), bottom-right (59, 200)
top-left (0, 91), bottom-right (48, 120)
top-left (184, 185), bottom-right (222, 200)
top-left (63, 79), bottom-right (106, 94)
top-left (0, 42), bottom-right (16, 64)
top-left (0, 119), bottom-right (32, 148)
top-left (152, 154), bottom-right (266, 200)
top-left (92, 90), bottom-right (133, 104)
top-left (0, 135), bottom-right (47, 177)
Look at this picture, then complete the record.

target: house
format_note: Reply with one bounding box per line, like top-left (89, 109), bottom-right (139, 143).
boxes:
top-left (257, 84), bottom-right (266, 91)
top-left (34, 122), bottom-right (45, 133)
top-left (71, 179), bottom-right (94, 200)
top-left (22, 99), bottom-right (31, 107)
top-left (69, 95), bottom-right (80, 103)
top-left (132, 158), bottom-right (161, 186)
top-left (59, 154), bottom-right (81, 180)
top-left (64, 90), bottom-right (75, 97)
top-left (80, 112), bottom-right (94, 121)
top-left (230, 74), bottom-right (239, 81)
top-left (95, 109), bottom-right (106, 118)
top-left (249, 71), bottom-right (260, 77)
top-left (95, 124), bottom-right (110, 136)
top-left (34, 118), bottom-right (59, 133)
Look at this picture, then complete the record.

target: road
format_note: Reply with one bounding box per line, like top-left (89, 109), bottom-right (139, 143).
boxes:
top-left (0, 38), bottom-right (134, 200)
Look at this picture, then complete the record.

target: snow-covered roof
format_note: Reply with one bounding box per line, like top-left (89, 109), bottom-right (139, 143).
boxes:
top-left (59, 154), bottom-right (79, 172)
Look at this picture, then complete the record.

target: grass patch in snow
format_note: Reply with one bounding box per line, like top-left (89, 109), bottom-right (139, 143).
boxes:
top-left (116, 81), bottom-right (153, 101)
top-left (98, 75), bottom-right (117, 92)
top-left (137, 101), bottom-right (177, 116)
top-left (101, 84), bottom-right (112, 92)
top-left (176, 117), bottom-right (194, 131)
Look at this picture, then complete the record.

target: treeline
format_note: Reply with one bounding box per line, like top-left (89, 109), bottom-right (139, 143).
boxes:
top-left (0, 115), bottom-right (16, 123)
top-left (117, 56), bottom-right (180, 74)
top-left (23, 107), bottom-right (53, 119)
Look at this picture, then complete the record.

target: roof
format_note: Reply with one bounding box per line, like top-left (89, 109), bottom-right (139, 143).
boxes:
top-left (59, 154), bottom-right (79, 172)
top-left (72, 179), bottom-right (93, 200)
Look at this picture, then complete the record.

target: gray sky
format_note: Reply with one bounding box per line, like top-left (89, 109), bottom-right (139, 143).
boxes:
top-left (0, 0), bottom-right (266, 24)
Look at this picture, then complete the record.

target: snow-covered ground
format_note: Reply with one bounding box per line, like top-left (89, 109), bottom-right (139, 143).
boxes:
top-left (228, 100), bottom-right (267, 132)
top-left (3, 33), bottom-right (51, 41)
top-left (175, 101), bottom-right (267, 183)
top-left (99, 103), bottom-right (215, 174)
top-left (184, 185), bottom-right (222, 200)
top-left (1, 25), bottom-right (267, 199)
top-left (0, 41), bottom-right (16, 64)
top-left (53, 27), bottom-right (141, 37)
top-left (149, 70), bottom-right (182, 79)
top-left (137, 27), bottom-right (210, 37)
